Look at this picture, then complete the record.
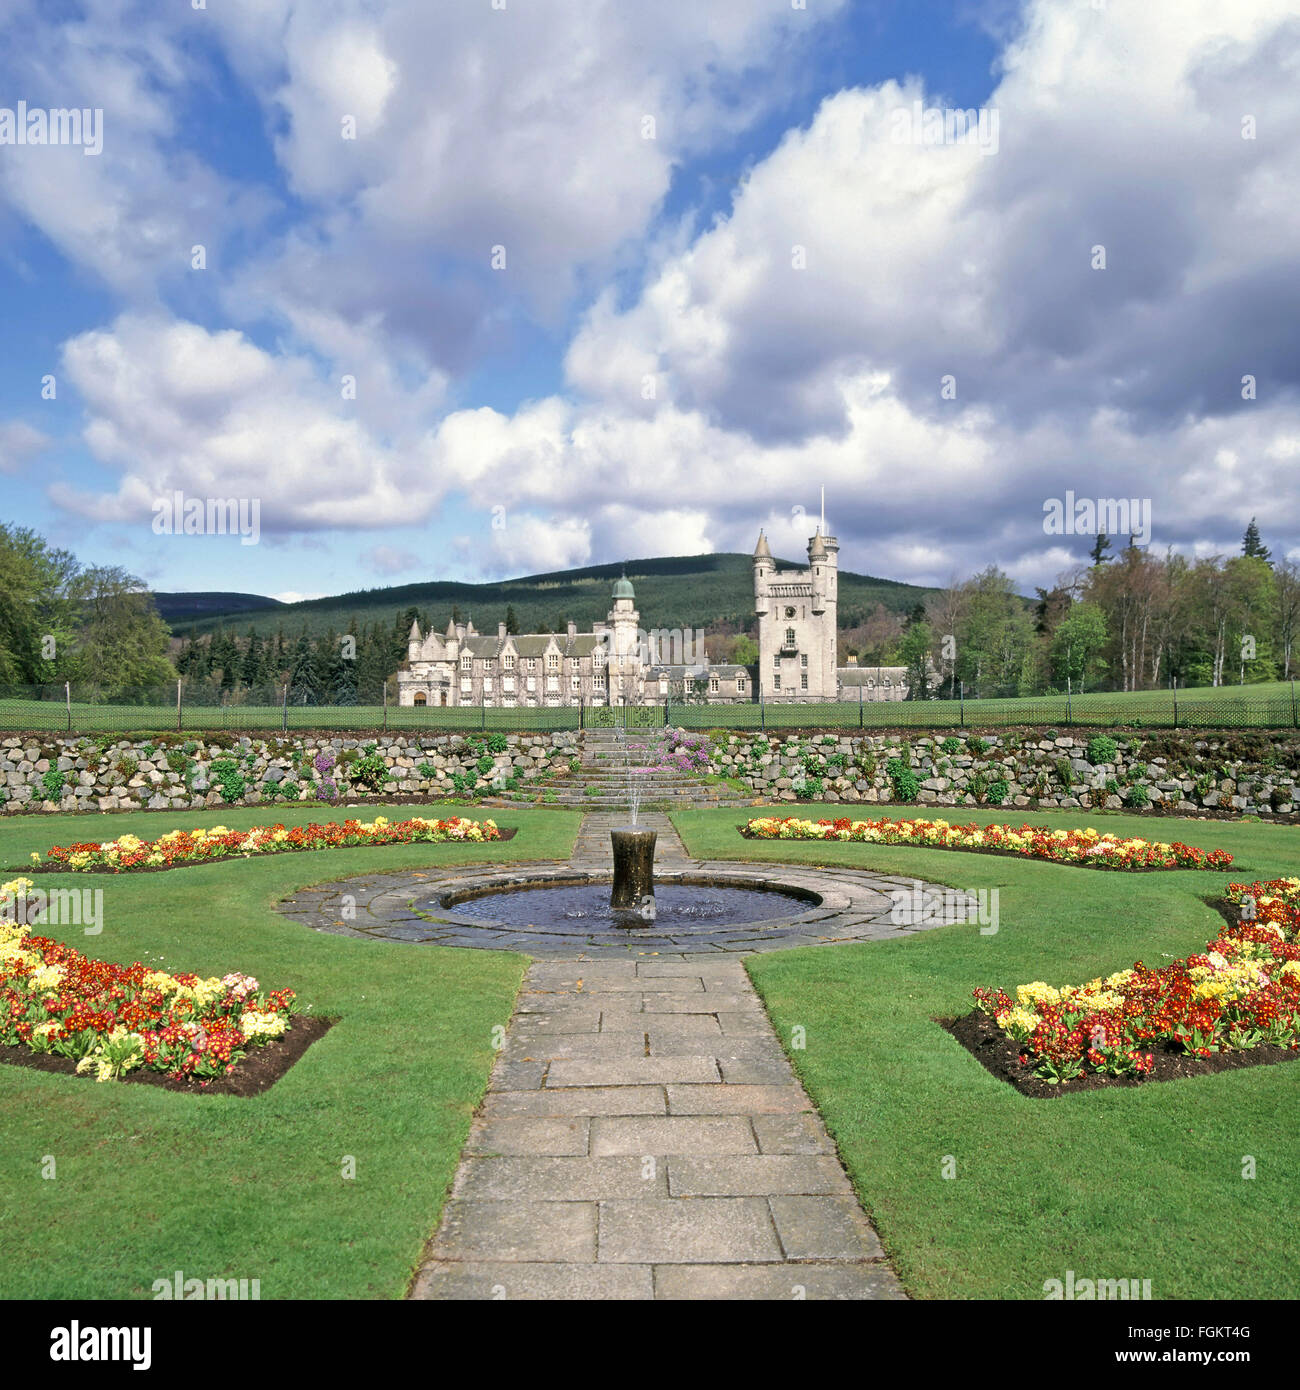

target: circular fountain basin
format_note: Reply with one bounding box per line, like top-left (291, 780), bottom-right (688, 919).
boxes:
top-left (434, 878), bottom-right (814, 934)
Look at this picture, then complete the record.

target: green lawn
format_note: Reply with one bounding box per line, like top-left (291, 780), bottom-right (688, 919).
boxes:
top-left (0, 803), bottom-right (581, 1299)
top-left (673, 803), bottom-right (1300, 1299)
top-left (2, 677), bottom-right (1296, 735)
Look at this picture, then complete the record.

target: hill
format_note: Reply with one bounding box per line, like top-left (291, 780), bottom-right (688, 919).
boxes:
top-left (153, 591), bottom-right (285, 626)
top-left (168, 553), bottom-right (939, 639)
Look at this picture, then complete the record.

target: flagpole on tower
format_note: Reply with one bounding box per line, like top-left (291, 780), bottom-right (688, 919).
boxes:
top-left (820, 486), bottom-right (825, 534)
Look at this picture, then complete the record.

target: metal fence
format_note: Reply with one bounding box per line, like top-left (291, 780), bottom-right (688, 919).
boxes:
top-left (1, 683), bottom-right (1297, 735)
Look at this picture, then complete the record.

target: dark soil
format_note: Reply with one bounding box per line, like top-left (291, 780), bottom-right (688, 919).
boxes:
top-left (17, 825), bottom-right (516, 875)
top-left (0, 1013), bottom-right (335, 1096)
top-left (941, 1009), bottom-right (1300, 1098)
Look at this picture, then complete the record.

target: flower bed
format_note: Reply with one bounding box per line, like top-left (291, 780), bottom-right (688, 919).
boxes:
top-left (968, 878), bottom-right (1300, 1087)
top-left (1, 877), bottom-right (297, 1083)
top-left (35, 815), bottom-right (501, 873)
top-left (740, 815), bottom-right (1233, 871)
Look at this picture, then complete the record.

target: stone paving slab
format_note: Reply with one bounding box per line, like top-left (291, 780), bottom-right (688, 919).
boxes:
top-left (413, 1262), bottom-right (654, 1301)
top-left (597, 1198), bottom-right (782, 1264)
top-left (412, 937), bottom-right (904, 1301)
top-left (589, 1115), bottom-right (758, 1156)
top-left (653, 1263), bottom-right (905, 1301)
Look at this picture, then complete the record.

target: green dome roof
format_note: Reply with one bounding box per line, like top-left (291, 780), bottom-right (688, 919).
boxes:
top-left (612, 576), bottom-right (635, 600)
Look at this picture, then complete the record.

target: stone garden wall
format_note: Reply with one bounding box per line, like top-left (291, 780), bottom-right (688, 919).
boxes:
top-left (0, 731), bottom-right (580, 815)
top-left (703, 729), bottom-right (1300, 817)
top-left (4, 727), bottom-right (1298, 818)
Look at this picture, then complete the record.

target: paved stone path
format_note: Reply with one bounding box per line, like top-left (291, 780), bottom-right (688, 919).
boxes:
top-left (410, 951), bottom-right (906, 1300)
top-left (405, 811), bottom-right (909, 1300)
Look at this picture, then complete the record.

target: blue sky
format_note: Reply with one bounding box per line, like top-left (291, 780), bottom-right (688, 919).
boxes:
top-left (1, 0), bottom-right (1296, 602)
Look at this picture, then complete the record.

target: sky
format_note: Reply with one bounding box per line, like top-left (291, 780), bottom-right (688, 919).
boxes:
top-left (0, 0), bottom-right (1296, 604)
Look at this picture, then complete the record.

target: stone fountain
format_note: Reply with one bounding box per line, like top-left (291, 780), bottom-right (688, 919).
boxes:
top-left (610, 725), bottom-right (656, 922)
top-left (609, 824), bottom-right (656, 921)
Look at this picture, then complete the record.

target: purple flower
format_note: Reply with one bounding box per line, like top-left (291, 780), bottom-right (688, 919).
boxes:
top-left (314, 750), bottom-right (336, 775)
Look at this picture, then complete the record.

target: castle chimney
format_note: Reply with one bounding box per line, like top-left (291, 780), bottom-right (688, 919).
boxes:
top-left (498, 622), bottom-right (507, 639)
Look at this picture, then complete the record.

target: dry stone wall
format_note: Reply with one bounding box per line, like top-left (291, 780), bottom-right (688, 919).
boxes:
top-left (704, 729), bottom-right (1300, 817)
top-left (0, 732), bottom-right (580, 815)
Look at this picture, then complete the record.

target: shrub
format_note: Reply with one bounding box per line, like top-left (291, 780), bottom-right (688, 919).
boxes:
top-left (986, 778), bottom-right (1009, 806)
top-left (1126, 784), bottom-right (1150, 808)
top-left (940, 737), bottom-right (962, 755)
top-left (1087, 735), bottom-right (1118, 765)
top-left (41, 768), bottom-right (65, 800)
top-left (350, 743), bottom-right (390, 791)
top-left (1055, 757), bottom-right (1075, 787)
top-left (166, 750), bottom-right (189, 775)
top-left (417, 761), bottom-right (437, 780)
top-left (209, 758), bottom-right (246, 804)
top-left (486, 732), bottom-right (508, 754)
top-left (885, 757), bottom-right (919, 801)
top-left (967, 736), bottom-right (990, 757)
top-left (801, 776), bottom-right (825, 801)
top-left (113, 756), bottom-right (139, 780)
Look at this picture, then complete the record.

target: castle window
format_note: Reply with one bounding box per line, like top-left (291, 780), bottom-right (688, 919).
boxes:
top-left (709, 677), bottom-right (719, 693)
top-left (883, 678), bottom-right (891, 687)
top-left (800, 673), bottom-right (808, 690)
top-left (737, 677), bottom-right (746, 693)
top-left (772, 654), bottom-right (780, 667)
top-left (785, 627), bottom-right (795, 645)
top-left (547, 653), bottom-right (558, 670)
top-left (773, 675), bottom-right (781, 689)
top-left (461, 656), bottom-right (471, 672)
top-left (801, 653), bottom-right (808, 667)
top-left (504, 655), bottom-right (515, 670)
top-left (527, 658), bottom-right (536, 671)
top-left (571, 675), bottom-right (581, 692)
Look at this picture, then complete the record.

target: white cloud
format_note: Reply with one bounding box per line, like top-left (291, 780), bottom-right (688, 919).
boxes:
top-left (48, 315), bottom-right (442, 532)
top-left (0, 421), bottom-right (48, 475)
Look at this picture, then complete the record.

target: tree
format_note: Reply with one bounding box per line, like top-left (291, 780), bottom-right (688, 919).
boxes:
top-left (1242, 518), bottom-right (1271, 564)
top-left (1088, 532), bottom-right (1112, 567)
top-left (505, 605), bottom-right (520, 635)
top-left (897, 620), bottom-right (934, 700)
top-left (1274, 560), bottom-right (1300, 680)
top-left (0, 524), bottom-right (79, 683)
top-left (1050, 603), bottom-right (1108, 693)
top-left (64, 566), bottom-right (176, 694)
top-left (288, 628), bottom-right (322, 705)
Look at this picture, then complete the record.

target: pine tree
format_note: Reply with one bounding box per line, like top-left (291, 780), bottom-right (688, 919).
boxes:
top-left (288, 627), bottom-right (321, 705)
top-left (239, 628), bottom-right (262, 689)
top-left (1242, 517), bottom-right (1272, 563)
top-left (1089, 533), bottom-right (1112, 567)
top-left (505, 604), bottom-right (519, 635)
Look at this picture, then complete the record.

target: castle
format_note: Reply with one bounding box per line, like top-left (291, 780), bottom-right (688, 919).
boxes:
top-left (395, 530), bottom-right (915, 707)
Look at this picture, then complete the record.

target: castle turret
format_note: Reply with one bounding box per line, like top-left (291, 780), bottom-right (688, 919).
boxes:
top-left (407, 619), bottom-right (422, 661)
top-left (753, 530), bottom-right (773, 617)
top-left (808, 528), bottom-right (839, 694)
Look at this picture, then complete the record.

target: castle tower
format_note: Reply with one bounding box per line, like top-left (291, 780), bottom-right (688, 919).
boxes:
top-left (606, 574), bottom-right (642, 704)
top-left (754, 526), bottom-right (838, 702)
top-left (807, 528), bottom-right (839, 699)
